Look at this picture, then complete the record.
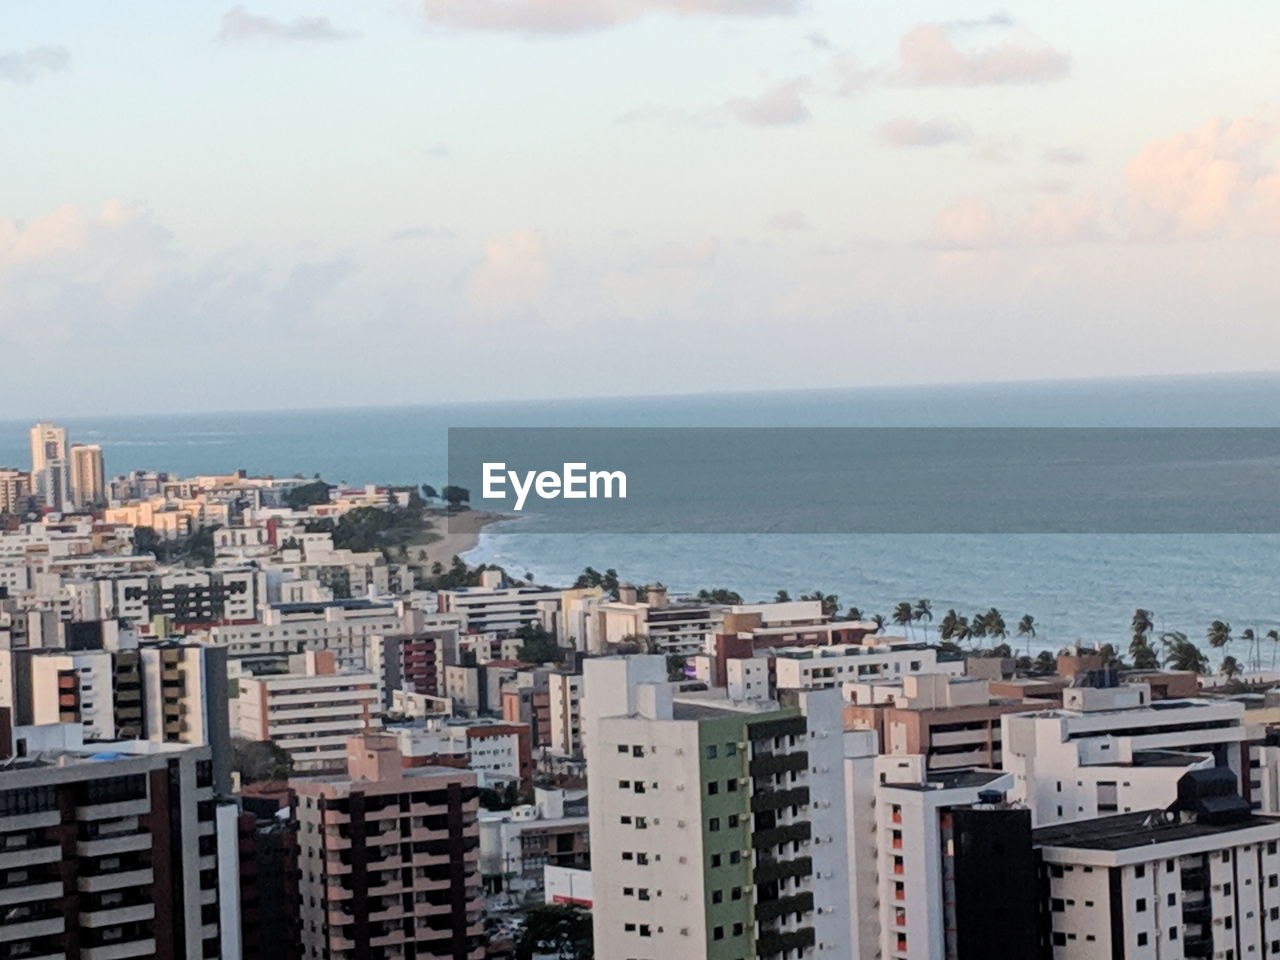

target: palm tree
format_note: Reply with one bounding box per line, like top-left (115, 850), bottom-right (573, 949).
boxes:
top-left (954, 615), bottom-right (974, 646)
top-left (1241, 628), bottom-right (1257, 672)
top-left (1221, 655), bottom-right (1241, 680)
top-left (1129, 635), bottom-right (1159, 669)
top-left (1016, 614), bottom-right (1036, 648)
top-left (1207, 620), bottom-right (1232, 652)
top-left (1269, 629), bottom-right (1280, 671)
top-left (913, 600), bottom-right (933, 642)
top-left (939, 609), bottom-right (961, 642)
top-left (1161, 630), bottom-right (1209, 674)
top-left (892, 602), bottom-right (915, 638)
top-left (845, 606), bottom-right (864, 622)
top-left (775, 590), bottom-right (791, 603)
top-left (871, 614), bottom-right (886, 634)
top-left (801, 591), bottom-right (840, 618)
top-left (970, 612), bottom-right (989, 640)
top-left (980, 608), bottom-right (1007, 641)
top-left (1098, 643), bottom-right (1123, 669)
top-left (1130, 608), bottom-right (1154, 640)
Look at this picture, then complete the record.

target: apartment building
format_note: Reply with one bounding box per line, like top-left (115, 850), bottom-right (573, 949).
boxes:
top-left (69, 443), bottom-right (106, 509)
top-left (1036, 767), bottom-right (1280, 959)
top-left (365, 628), bottom-right (451, 706)
top-left (389, 716), bottom-right (533, 789)
top-left (479, 787), bottom-right (590, 892)
top-left (292, 733), bottom-right (485, 960)
top-left (844, 673), bottom-right (1034, 770)
top-left (236, 651), bottom-right (381, 772)
top-left (236, 796), bottom-right (301, 960)
top-left (772, 641), bottom-right (963, 692)
top-left (203, 597), bottom-right (407, 670)
top-left (548, 670), bottom-right (584, 757)
top-left (583, 655), bottom-right (852, 960)
top-left (0, 467), bottom-right (32, 515)
top-left (1003, 678), bottom-right (1261, 826)
top-left (437, 579), bottom-right (561, 635)
top-left (0, 730), bottom-right (225, 960)
top-left (870, 756), bottom-right (1032, 960)
top-left (99, 568), bottom-right (263, 627)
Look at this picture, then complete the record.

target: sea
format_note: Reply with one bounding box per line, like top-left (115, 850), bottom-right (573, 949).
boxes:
top-left (3, 372), bottom-right (1279, 662)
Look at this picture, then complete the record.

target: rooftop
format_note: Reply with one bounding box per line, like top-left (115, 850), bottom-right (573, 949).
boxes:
top-left (1035, 809), bottom-right (1280, 851)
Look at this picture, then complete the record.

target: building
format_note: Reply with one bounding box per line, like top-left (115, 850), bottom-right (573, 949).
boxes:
top-left (1002, 678), bottom-right (1261, 826)
top-left (0, 467), bottom-right (32, 515)
top-left (69, 443), bottom-right (107, 509)
top-left (548, 670), bottom-right (584, 757)
top-left (35, 458), bottom-right (71, 512)
top-left (0, 728), bottom-right (225, 960)
top-left (292, 733), bottom-right (485, 960)
top-left (236, 650), bottom-right (381, 771)
top-left (1035, 767), bottom-right (1280, 959)
top-left (480, 787), bottom-right (590, 894)
top-left (583, 655), bottom-right (852, 960)
top-left (390, 716), bottom-right (534, 789)
top-left (236, 795), bottom-right (301, 960)
top-left (28, 421), bottom-right (67, 475)
top-left (437, 573), bottom-right (561, 635)
top-left (98, 568), bottom-right (264, 628)
top-left (844, 672), bottom-right (1035, 770)
top-left (772, 641), bottom-right (963, 692)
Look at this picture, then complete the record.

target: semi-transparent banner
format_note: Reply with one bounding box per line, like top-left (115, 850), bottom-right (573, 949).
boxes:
top-left (446, 427), bottom-right (1280, 534)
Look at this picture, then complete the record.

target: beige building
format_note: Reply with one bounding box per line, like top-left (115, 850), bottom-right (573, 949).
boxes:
top-left (69, 442), bottom-right (106, 508)
top-left (293, 734), bottom-right (485, 960)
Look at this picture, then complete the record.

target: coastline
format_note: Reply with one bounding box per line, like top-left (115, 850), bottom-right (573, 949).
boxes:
top-left (422, 510), bottom-right (508, 568)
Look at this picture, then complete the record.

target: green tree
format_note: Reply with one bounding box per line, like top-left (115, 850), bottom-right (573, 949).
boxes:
top-left (516, 904), bottom-right (592, 960)
top-left (441, 485), bottom-right (470, 509)
top-left (232, 737), bottom-right (293, 784)
top-left (1221, 655), bottom-right (1242, 680)
top-left (1016, 614), bottom-right (1037, 655)
top-left (1032, 650), bottom-right (1056, 674)
top-left (1207, 620), bottom-right (1233, 651)
top-left (1269, 629), bottom-right (1280, 670)
top-left (1241, 628), bottom-right (1257, 671)
top-left (133, 526), bottom-right (161, 557)
top-left (698, 588), bottom-right (743, 605)
top-left (284, 480), bottom-right (332, 509)
top-left (912, 599), bottom-right (933, 641)
top-left (1129, 635), bottom-right (1160, 669)
top-left (892, 602), bottom-right (915, 637)
top-left (1162, 631), bottom-right (1209, 674)
top-left (515, 623), bottom-right (561, 664)
top-left (775, 590), bottom-right (791, 603)
top-left (800, 591), bottom-right (840, 618)
top-left (421, 484), bottom-right (438, 503)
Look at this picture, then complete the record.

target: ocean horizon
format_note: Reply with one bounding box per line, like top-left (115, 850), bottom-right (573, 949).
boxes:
top-left (4, 371), bottom-right (1278, 661)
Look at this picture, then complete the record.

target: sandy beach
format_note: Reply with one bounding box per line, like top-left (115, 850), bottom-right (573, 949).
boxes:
top-left (419, 510), bottom-right (506, 568)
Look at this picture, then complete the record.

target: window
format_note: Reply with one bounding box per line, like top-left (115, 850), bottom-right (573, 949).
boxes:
top-left (732, 923), bottom-right (744, 936)
top-left (623, 887), bottom-right (633, 896)
top-left (1167, 893), bottom-right (1176, 906)
top-left (619, 780), bottom-right (630, 789)
top-left (708, 782), bottom-right (719, 796)
top-left (731, 887), bottom-right (742, 901)
top-left (728, 814), bottom-right (739, 828)
top-left (729, 851), bottom-right (740, 865)
top-left (709, 818), bottom-right (720, 832)
top-left (1134, 865), bottom-right (1145, 878)
top-left (711, 854), bottom-right (721, 868)
top-left (636, 853), bottom-right (648, 865)
top-left (727, 779), bottom-right (738, 792)
top-left (638, 889), bottom-right (650, 901)
top-left (712, 890), bottom-right (723, 904)
top-left (639, 925), bottom-right (651, 937)
top-left (1170, 928), bottom-right (1179, 941)
top-left (621, 816), bottom-right (632, 824)
top-left (618, 745), bottom-right (628, 754)
top-left (1137, 933), bottom-right (1148, 946)
top-left (633, 746), bottom-right (644, 758)
top-left (1051, 899), bottom-right (1064, 912)
top-left (713, 927), bottom-right (724, 941)
top-left (706, 745), bottom-right (718, 760)
top-left (1135, 899), bottom-right (1146, 913)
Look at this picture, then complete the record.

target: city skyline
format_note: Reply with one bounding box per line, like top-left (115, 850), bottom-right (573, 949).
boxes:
top-left (2, 1), bottom-right (1280, 415)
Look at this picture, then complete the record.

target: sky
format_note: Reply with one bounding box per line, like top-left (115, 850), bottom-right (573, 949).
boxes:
top-left (1, 1), bottom-right (1279, 416)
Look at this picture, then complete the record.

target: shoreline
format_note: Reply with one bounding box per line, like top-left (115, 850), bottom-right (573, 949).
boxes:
top-left (420, 510), bottom-right (508, 568)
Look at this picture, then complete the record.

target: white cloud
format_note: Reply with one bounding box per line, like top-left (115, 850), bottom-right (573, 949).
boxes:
top-left (878, 117), bottom-right (970, 148)
top-left (895, 21), bottom-right (1069, 86)
top-left (1122, 114), bottom-right (1280, 239)
top-left (766, 210), bottom-right (812, 231)
top-left (464, 230), bottom-right (550, 315)
top-left (218, 6), bottom-right (355, 42)
top-left (419, 0), bottom-right (801, 35)
top-left (725, 78), bottom-right (811, 127)
top-left (0, 46), bottom-right (69, 84)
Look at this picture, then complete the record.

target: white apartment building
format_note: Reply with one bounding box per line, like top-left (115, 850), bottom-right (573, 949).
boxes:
top-left (1003, 681), bottom-right (1261, 826)
top-left (1036, 769), bottom-right (1280, 959)
top-left (583, 655), bottom-right (852, 960)
top-left (437, 575), bottom-right (561, 635)
top-left (235, 650), bottom-right (381, 771)
top-left (388, 716), bottom-right (529, 786)
top-left (97, 568), bottom-right (263, 625)
top-left (29, 649), bottom-right (119, 738)
top-left (773, 642), bottom-right (964, 691)
top-left (202, 597), bottom-right (408, 669)
top-left (548, 671), bottom-right (583, 757)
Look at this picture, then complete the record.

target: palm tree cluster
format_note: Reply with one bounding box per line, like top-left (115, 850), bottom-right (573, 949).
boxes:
top-left (937, 607), bottom-right (1031, 648)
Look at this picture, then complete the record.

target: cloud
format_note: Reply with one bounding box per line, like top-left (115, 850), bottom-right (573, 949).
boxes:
top-left (389, 225), bottom-right (455, 241)
top-left (1043, 145), bottom-right (1088, 166)
top-left (929, 193), bottom-right (1104, 248)
top-left (218, 6), bottom-right (355, 42)
top-left (827, 53), bottom-right (877, 97)
top-left (424, 142), bottom-right (451, 158)
top-left (725, 78), bottom-right (811, 127)
top-left (878, 117), bottom-right (970, 148)
top-left (895, 21), bottom-right (1069, 86)
top-left (0, 46), bottom-right (69, 84)
top-left (464, 230), bottom-right (550, 315)
top-left (1122, 114), bottom-right (1280, 239)
top-left (766, 210), bottom-right (812, 231)
top-left (419, 0), bottom-right (801, 35)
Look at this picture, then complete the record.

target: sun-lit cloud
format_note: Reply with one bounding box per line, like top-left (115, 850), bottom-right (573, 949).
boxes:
top-left (419, 0), bottom-right (801, 35)
top-left (894, 20), bottom-right (1069, 86)
top-left (878, 117), bottom-right (970, 148)
top-left (725, 78), bottom-right (811, 126)
top-left (218, 6), bottom-right (355, 42)
top-left (0, 46), bottom-right (69, 84)
top-left (464, 230), bottom-right (550, 315)
top-left (1043, 146), bottom-right (1088, 166)
top-left (1122, 114), bottom-right (1280, 239)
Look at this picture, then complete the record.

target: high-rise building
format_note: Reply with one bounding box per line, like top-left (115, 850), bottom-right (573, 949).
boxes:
top-left (292, 733), bottom-right (485, 960)
top-left (583, 655), bottom-right (852, 960)
top-left (28, 421), bottom-right (67, 474)
top-left (34, 458), bottom-right (71, 511)
top-left (236, 650), bottom-right (381, 771)
top-left (0, 467), bottom-right (32, 515)
top-left (70, 442), bottom-right (107, 508)
top-left (0, 729), bottom-right (226, 960)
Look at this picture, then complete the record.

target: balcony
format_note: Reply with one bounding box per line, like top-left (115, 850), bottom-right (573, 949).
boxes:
top-left (77, 834), bottom-right (152, 858)
top-left (754, 856), bottom-right (812, 885)
top-left (751, 787), bottom-right (811, 814)
top-left (756, 927), bottom-right (815, 957)
top-left (749, 752), bottom-right (809, 778)
top-left (77, 868), bottom-right (154, 893)
top-left (0, 843), bottom-right (61, 870)
top-left (80, 903), bottom-right (155, 929)
top-left (752, 823), bottom-right (811, 849)
top-left (756, 892), bottom-right (814, 923)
